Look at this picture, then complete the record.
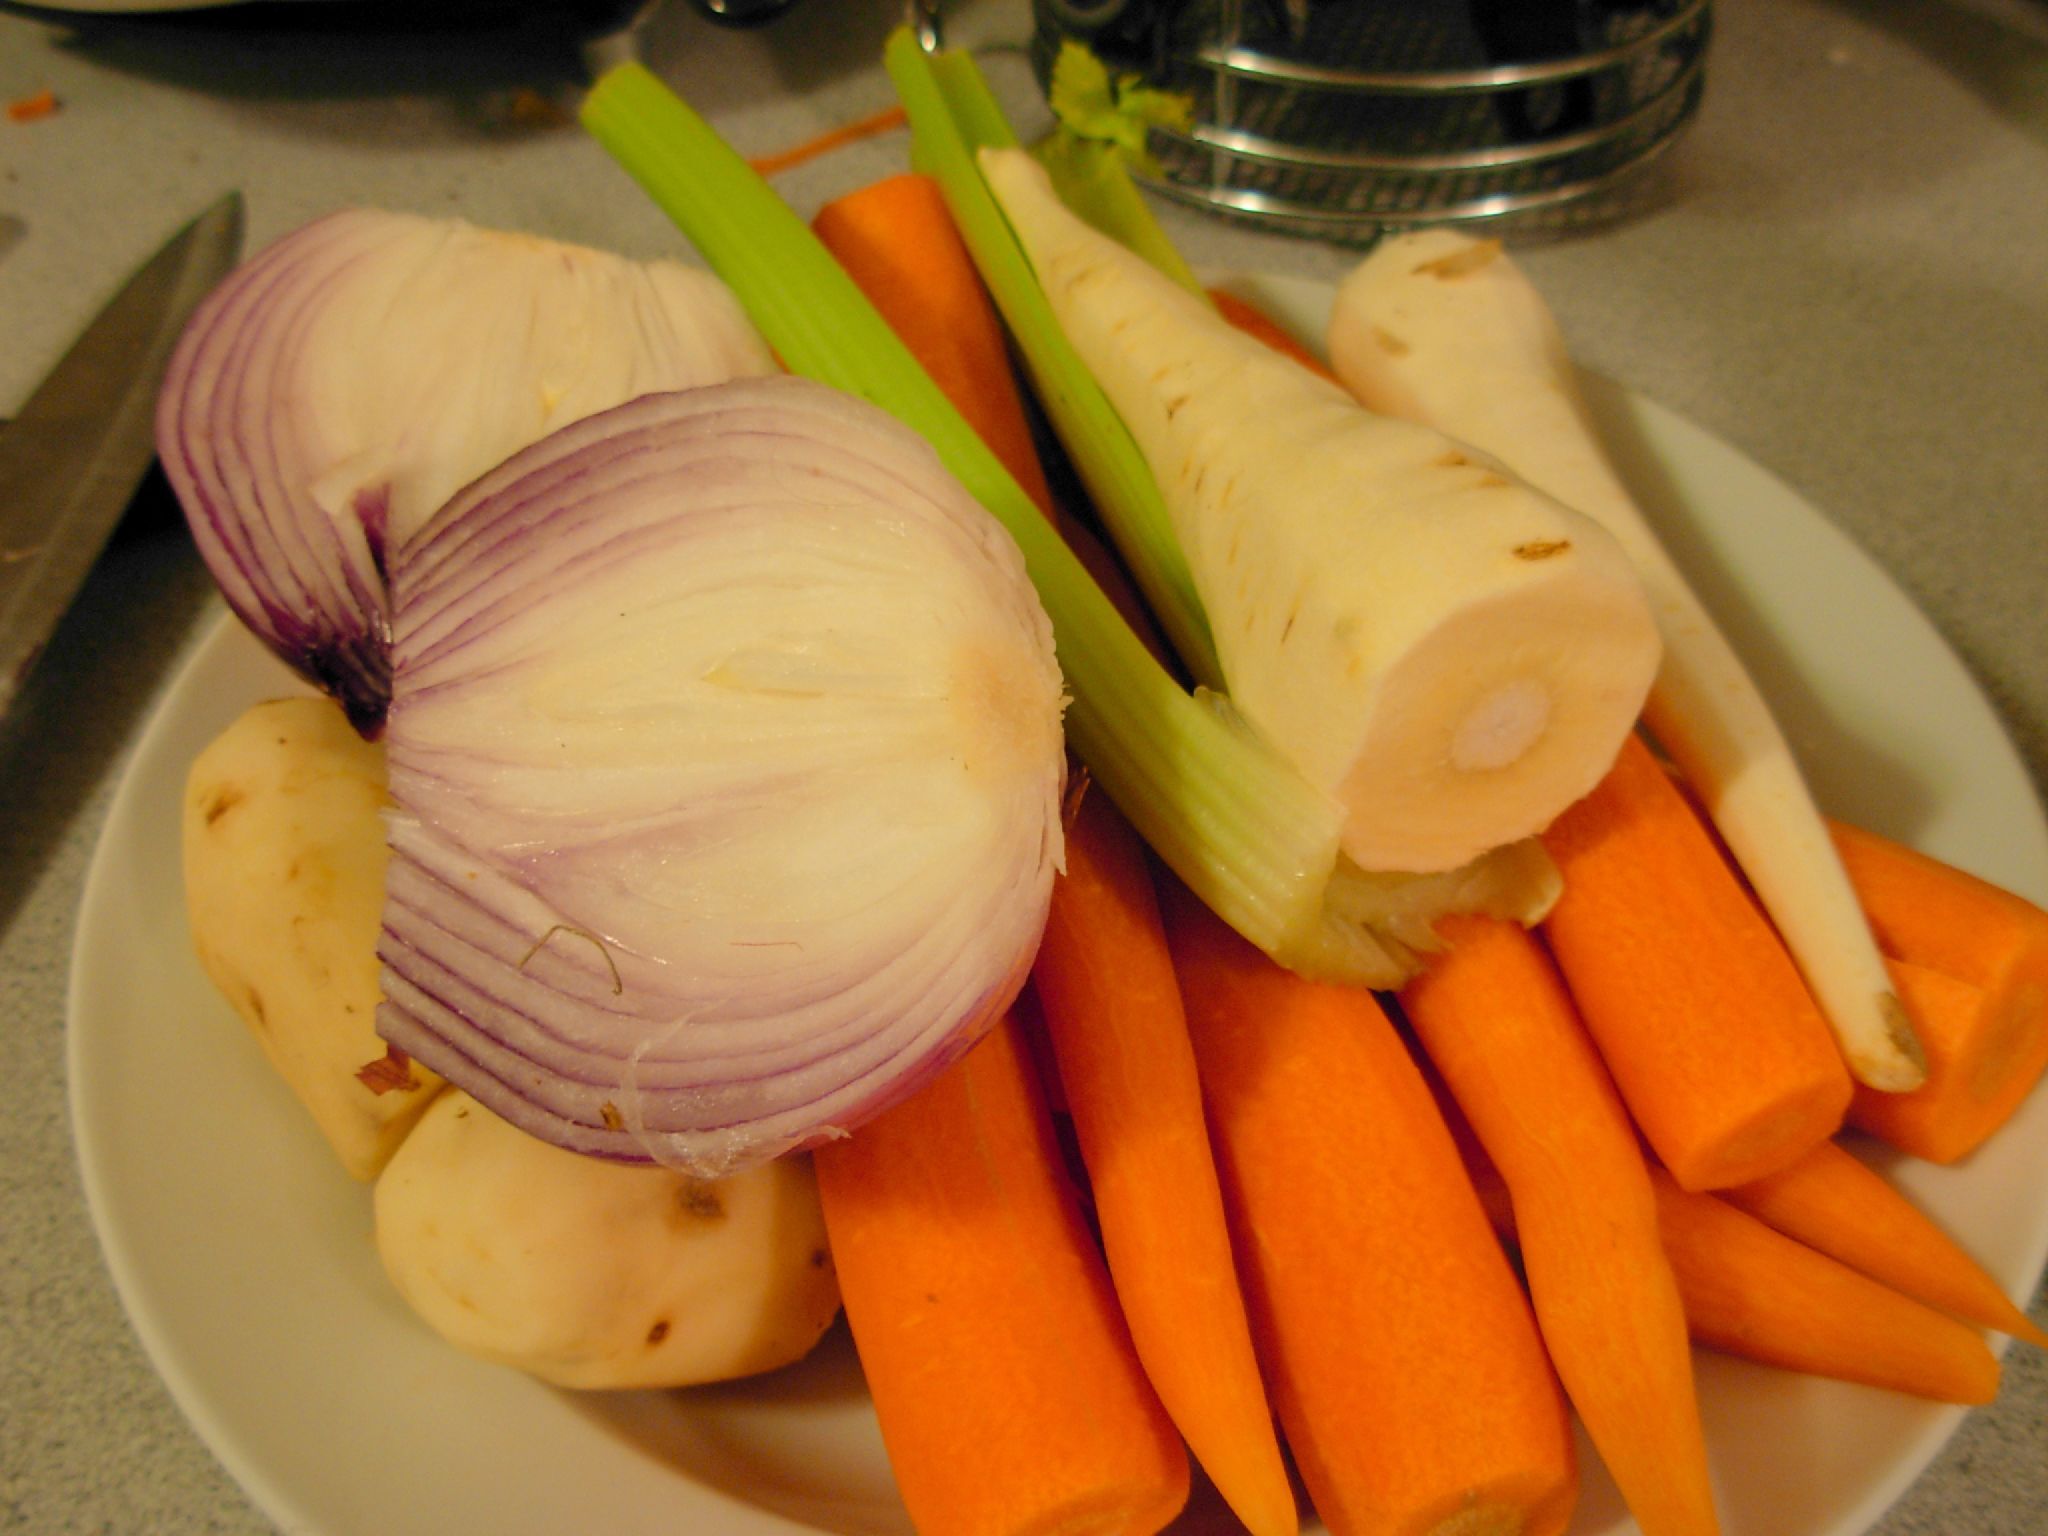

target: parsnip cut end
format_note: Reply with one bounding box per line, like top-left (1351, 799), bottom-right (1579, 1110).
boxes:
top-left (1850, 990), bottom-right (1929, 1091)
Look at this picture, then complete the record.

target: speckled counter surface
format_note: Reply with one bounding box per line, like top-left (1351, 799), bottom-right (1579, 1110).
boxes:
top-left (1, 1), bottom-right (2043, 1532)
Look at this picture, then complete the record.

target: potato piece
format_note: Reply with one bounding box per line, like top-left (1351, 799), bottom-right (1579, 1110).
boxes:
top-left (182, 696), bottom-right (440, 1180)
top-left (374, 1089), bottom-right (840, 1389)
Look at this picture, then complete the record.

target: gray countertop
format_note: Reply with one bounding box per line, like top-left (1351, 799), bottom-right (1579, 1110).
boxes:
top-left (2, 0), bottom-right (2043, 1532)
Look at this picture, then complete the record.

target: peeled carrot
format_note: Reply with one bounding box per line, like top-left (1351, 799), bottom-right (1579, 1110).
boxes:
top-left (813, 1015), bottom-right (1190, 1536)
top-left (1649, 1166), bottom-right (2001, 1404)
top-left (1031, 788), bottom-right (1296, 1536)
top-left (1539, 733), bottom-right (1852, 1189)
top-left (814, 174), bottom-right (1054, 508)
top-left (1722, 1137), bottom-right (2047, 1347)
top-left (1401, 916), bottom-right (1717, 1536)
top-left (1164, 885), bottom-right (1577, 1536)
top-left (1829, 820), bottom-right (2048, 1162)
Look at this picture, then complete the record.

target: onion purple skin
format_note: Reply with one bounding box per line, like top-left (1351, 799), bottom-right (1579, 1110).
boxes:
top-left (156, 212), bottom-right (401, 734)
top-left (373, 377), bottom-right (1066, 1178)
top-left (154, 207), bottom-right (780, 740)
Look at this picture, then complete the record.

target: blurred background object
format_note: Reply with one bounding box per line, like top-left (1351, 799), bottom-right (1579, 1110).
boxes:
top-left (1032, 0), bottom-right (1712, 239)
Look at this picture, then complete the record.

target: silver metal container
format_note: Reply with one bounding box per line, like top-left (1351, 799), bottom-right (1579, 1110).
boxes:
top-left (1031, 0), bottom-right (1711, 240)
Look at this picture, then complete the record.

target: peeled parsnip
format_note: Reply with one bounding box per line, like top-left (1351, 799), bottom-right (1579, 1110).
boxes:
top-left (981, 148), bottom-right (1661, 876)
top-left (1327, 229), bottom-right (1923, 1090)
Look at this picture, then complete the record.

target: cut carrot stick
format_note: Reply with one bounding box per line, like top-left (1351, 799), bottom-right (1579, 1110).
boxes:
top-left (1539, 733), bottom-right (1852, 1190)
top-left (1649, 1166), bottom-right (2001, 1404)
top-left (1829, 820), bottom-right (2048, 1162)
top-left (1031, 787), bottom-right (1296, 1536)
top-left (748, 102), bottom-right (908, 177)
top-left (1164, 884), bottom-right (1577, 1536)
top-left (1721, 1136), bottom-right (2047, 1347)
top-left (813, 1015), bottom-right (1190, 1536)
top-left (1401, 915), bottom-right (1718, 1536)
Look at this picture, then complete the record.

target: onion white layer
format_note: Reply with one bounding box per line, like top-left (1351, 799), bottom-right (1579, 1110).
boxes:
top-left (156, 207), bottom-right (775, 731)
top-left (375, 377), bottom-right (1067, 1176)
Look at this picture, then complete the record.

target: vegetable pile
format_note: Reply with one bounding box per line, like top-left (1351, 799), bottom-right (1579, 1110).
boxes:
top-left (167, 26), bottom-right (2048, 1536)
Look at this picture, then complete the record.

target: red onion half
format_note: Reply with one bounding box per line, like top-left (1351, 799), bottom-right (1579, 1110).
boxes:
top-left (156, 208), bottom-right (774, 732)
top-left (375, 376), bottom-right (1067, 1175)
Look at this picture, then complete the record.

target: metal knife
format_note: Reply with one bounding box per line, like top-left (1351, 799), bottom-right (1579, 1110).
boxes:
top-left (0, 191), bottom-right (244, 717)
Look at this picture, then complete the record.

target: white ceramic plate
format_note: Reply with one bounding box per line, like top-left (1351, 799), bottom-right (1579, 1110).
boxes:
top-left (70, 274), bottom-right (2048, 1536)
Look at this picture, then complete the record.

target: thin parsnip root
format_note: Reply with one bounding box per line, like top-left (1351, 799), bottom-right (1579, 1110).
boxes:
top-left (1166, 886), bottom-right (1578, 1536)
top-left (1034, 790), bottom-right (1297, 1536)
top-left (1327, 228), bottom-right (1919, 1091)
top-left (1402, 916), bottom-right (1718, 1536)
top-left (1830, 820), bottom-right (2048, 1161)
top-left (814, 1016), bottom-right (1190, 1536)
top-left (1650, 1167), bottom-right (2001, 1404)
top-left (1540, 733), bottom-right (1852, 1189)
top-left (1723, 1138), bottom-right (2048, 1347)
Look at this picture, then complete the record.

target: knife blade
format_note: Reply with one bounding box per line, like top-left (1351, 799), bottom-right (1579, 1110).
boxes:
top-left (0, 191), bottom-right (244, 717)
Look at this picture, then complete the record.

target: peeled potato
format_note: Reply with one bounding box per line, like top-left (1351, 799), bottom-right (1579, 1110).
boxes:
top-left (182, 695), bottom-right (441, 1180)
top-left (375, 1088), bottom-right (841, 1389)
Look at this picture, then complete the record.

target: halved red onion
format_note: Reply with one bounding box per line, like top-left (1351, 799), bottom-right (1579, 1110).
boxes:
top-left (375, 376), bottom-right (1067, 1176)
top-left (156, 207), bottom-right (775, 732)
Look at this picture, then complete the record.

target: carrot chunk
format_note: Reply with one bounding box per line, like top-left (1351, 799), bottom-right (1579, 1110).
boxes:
top-left (1722, 1137), bottom-right (2047, 1348)
top-left (814, 1017), bottom-right (1190, 1536)
top-left (1539, 734), bottom-right (1852, 1189)
top-left (1829, 821), bottom-right (2048, 1162)
top-left (1402, 916), bottom-right (1718, 1536)
top-left (1165, 887), bottom-right (1577, 1536)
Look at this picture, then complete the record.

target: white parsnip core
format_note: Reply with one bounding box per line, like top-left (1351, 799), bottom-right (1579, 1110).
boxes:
top-left (1452, 680), bottom-right (1552, 774)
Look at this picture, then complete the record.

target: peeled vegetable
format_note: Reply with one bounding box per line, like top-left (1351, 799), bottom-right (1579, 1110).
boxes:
top-left (376, 1088), bottom-right (840, 1390)
top-left (157, 207), bottom-right (775, 731)
top-left (182, 696), bottom-right (440, 1180)
top-left (1327, 229), bottom-right (1921, 1089)
top-left (375, 377), bottom-right (1067, 1177)
top-left (980, 148), bottom-right (1661, 875)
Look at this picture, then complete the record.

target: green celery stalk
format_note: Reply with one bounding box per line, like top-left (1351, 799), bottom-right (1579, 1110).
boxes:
top-left (579, 58), bottom-right (1391, 979)
top-left (900, 37), bottom-right (1221, 692)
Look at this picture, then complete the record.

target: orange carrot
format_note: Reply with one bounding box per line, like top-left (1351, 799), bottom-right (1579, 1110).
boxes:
top-left (813, 1015), bottom-right (1190, 1536)
top-left (1401, 916), bottom-right (1718, 1536)
top-left (1164, 885), bottom-right (1577, 1536)
top-left (1649, 1166), bottom-right (2001, 1404)
top-left (1425, 1068), bottom-right (2010, 1401)
top-left (815, 174), bottom-right (1054, 509)
top-left (1208, 287), bottom-right (1340, 382)
top-left (1829, 820), bottom-right (2048, 1162)
top-left (813, 174), bottom-right (1170, 664)
top-left (1539, 733), bottom-right (1852, 1189)
top-left (1030, 788), bottom-right (1296, 1536)
top-left (1721, 1137), bottom-right (2047, 1347)
top-left (748, 102), bottom-right (908, 177)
